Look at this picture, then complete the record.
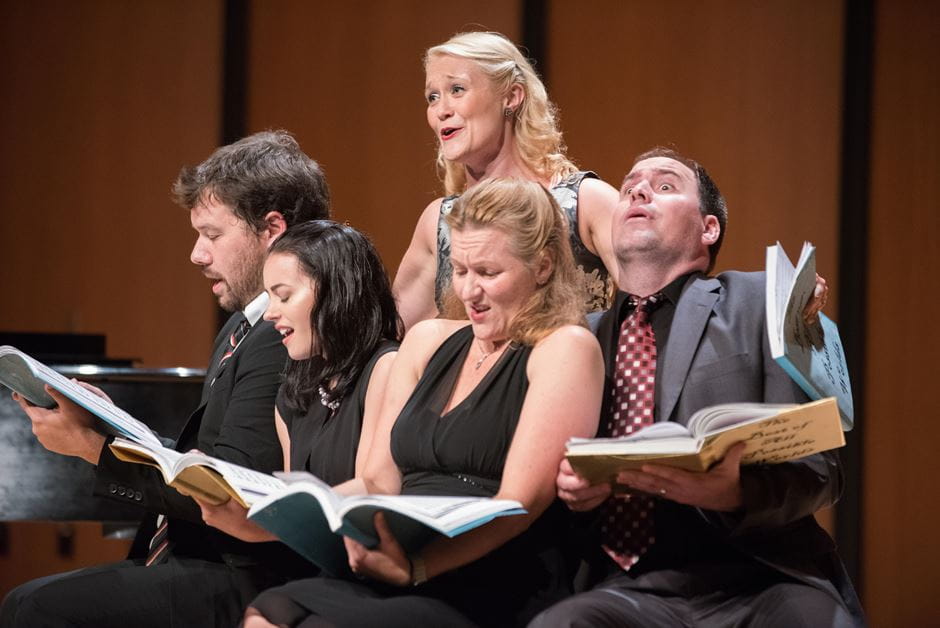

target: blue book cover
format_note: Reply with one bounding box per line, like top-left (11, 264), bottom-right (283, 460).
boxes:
top-left (247, 474), bottom-right (525, 575)
top-left (766, 243), bottom-right (854, 430)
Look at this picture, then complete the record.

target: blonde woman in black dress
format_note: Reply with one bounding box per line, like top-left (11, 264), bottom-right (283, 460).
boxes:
top-left (243, 179), bottom-right (605, 627)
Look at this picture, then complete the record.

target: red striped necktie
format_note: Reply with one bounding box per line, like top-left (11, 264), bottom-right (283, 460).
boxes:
top-left (218, 317), bottom-right (251, 372)
top-left (145, 514), bottom-right (170, 566)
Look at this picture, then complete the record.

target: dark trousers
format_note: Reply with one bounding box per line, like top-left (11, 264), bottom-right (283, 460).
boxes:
top-left (529, 562), bottom-right (860, 628)
top-left (0, 556), bottom-right (260, 628)
top-left (250, 576), bottom-right (480, 628)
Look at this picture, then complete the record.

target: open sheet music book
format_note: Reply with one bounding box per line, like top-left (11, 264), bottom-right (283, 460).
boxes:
top-left (0, 345), bottom-right (162, 448)
top-left (766, 242), bottom-right (854, 429)
top-left (566, 397), bottom-right (845, 481)
top-left (108, 436), bottom-right (287, 508)
top-left (247, 471), bottom-right (526, 575)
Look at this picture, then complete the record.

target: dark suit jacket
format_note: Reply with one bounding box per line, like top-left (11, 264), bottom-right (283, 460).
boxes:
top-left (92, 312), bottom-right (308, 580)
top-left (591, 271), bottom-right (862, 620)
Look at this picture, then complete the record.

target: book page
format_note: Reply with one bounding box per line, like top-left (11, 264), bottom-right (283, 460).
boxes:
top-left (782, 243), bottom-right (819, 360)
top-left (569, 421), bottom-right (691, 446)
top-left (766, 243), bottom-right (796, 357)
top-left (17, 351), bottom-right (161, 447)
top-left (109, 436), bottom-right (181, 480)
top-left (264, 474), bottom-right (346, 530)
top-left (687, 403), bottom-right (796, 436)
top-left (339, 495), bottom-right (525, 542)
top-left (192, 456), bottom-right (286, 501)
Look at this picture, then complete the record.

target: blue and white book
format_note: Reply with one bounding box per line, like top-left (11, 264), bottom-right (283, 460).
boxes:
top-left (766, 243), bottom-right (854, 430)
top-left (0, 345), bottom-right (163, 447)
top-left (247, 471), bottom-right (526, 575)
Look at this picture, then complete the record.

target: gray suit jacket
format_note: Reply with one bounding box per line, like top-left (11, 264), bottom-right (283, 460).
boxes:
top-left (591, 271), bottom-right (862, 620)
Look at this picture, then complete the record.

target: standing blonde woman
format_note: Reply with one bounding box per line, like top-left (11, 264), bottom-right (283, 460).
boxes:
top-left (394, 31), bottom-right (620, 329)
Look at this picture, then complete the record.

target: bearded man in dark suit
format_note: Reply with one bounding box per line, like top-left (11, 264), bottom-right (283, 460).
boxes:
top-left (532, 148), bottom-right (864, 627)
top-left (2, 130), bottom-right (329, 627)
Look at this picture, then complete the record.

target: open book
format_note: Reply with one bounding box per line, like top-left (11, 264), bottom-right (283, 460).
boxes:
top-left (566, 397), bottom-right (845, 481)
top-left (0, 345), bottom-right (162, 448)
top-left (766, 242), bottom-right (854, 429)
top-left (108, 437), bottom-right (287, 507)
top-left (247, 471), bottom-right (526, 575)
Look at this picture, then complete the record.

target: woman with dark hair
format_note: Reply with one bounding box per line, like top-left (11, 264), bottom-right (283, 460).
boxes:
top-left (242, 178), bottom-right (605, 628)
top-left (198, 220), bottom-right (402, 545)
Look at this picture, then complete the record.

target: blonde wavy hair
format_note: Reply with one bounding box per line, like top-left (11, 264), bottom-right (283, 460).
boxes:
top-left (442, 178), bottom-right (584, 345)
top-left (425, 31), bottom-right (578, 195)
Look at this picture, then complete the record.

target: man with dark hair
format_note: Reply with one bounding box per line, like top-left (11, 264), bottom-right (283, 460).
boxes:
top-left (531, 150), bottom-right (863, 626)
top-left (631, 147), bottom-right (727, 272)
top-left (1, 130), bottom-right (330, 627)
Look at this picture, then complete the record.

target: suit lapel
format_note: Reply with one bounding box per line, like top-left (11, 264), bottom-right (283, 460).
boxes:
top-left (594, 296), bottom-right (625, 435)
top-left (596, 305), bottom-right (621, 377)
top-left (659, 276), bottom-right (721, 424)
top-left (206, 313), bottom-right (251, 390)
top-left (178, 313), bottom-right (246, 444)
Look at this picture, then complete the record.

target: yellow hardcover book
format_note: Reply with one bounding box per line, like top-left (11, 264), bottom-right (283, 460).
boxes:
top-left (566, 397), bottom-right (845, 482)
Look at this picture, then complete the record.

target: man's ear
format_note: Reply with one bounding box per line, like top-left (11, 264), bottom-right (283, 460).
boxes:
top-left (701, 214), bottom-right (720, 245)
top-left (261, 211), bottom-right (287, 248)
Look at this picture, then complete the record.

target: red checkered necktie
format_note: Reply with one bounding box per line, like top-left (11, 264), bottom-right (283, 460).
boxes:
top-left (599, 293), bottom-right (662, 570)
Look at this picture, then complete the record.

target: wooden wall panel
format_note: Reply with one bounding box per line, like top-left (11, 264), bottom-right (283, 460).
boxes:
top-left (0, 0), bottom-right (223, 368)
top-left (246, 0), bottom-right (521, 273)
top-left (0, 0), bottom-right (223, 601)
top-left (863, 1), bottom-right (940, 625)
top-left (547, 0), bottom-right (844, 285)
top-left (0, 523), bottom-right (131, 597)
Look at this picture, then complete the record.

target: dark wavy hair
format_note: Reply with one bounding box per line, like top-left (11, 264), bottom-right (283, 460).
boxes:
top-left (270, 220), bottom-right (403, 414)
top-left (172, 130), bottom-right (331, 231)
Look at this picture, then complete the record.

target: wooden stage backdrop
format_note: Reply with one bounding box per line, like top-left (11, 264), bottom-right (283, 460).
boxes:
top-left (0, 2), bottom-right (936, 625)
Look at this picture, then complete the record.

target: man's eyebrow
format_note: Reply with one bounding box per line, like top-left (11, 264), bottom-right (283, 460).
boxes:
top-left (621, 167), bottom-right (685, 189)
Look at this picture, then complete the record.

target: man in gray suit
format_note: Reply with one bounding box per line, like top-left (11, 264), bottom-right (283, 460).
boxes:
top-left (532, 148), bottom-right (863, 626)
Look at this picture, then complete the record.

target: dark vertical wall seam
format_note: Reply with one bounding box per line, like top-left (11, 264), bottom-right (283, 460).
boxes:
top-left (836, 0), bottom-right (874, 597)
top-left (521, 0), bottom-right (549, 86)
top-left (218, 0), bottom-right (250, 329)
top-left (222, 0), bottom-right (249, 145)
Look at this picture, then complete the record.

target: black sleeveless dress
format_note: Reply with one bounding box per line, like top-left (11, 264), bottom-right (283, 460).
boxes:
top-left (249, 326), bottom-right (573, 628)
top-left (278, 341), bottom-right (398, 486)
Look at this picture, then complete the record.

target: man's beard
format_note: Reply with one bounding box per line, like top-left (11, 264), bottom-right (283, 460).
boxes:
top-left (218, 244), bottom-right (265, 312)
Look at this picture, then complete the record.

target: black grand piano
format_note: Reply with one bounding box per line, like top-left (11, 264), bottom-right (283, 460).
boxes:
top-left (0, 332), bottom-right (204, 523)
